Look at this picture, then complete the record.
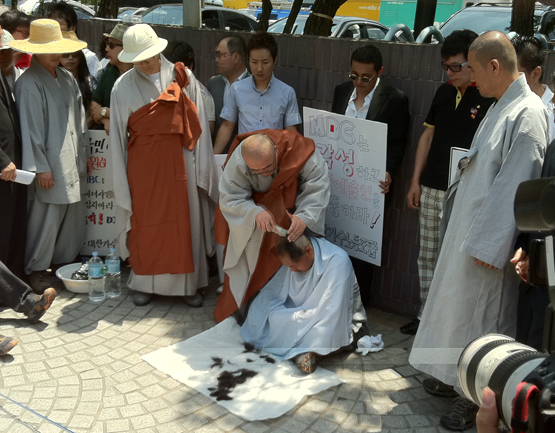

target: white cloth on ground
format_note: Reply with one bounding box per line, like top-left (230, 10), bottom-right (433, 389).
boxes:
top-left (142, 317), bottom-right (344, 421)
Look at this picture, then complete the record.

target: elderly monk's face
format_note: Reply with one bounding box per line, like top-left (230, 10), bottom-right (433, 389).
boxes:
top-left (468, 50), bottom-right (493, 98)
top-left (279, 251), bottom-right (314, 273)
top-left (244, 150), bottom-right (276, 177)
top-left (134, 54), bottom-right (161, 75)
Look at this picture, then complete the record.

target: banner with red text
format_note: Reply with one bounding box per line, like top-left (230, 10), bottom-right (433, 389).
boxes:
top-left (81, 130), bottom-right (116, 256)
top-left (303, 107), bottom-right (387, 266)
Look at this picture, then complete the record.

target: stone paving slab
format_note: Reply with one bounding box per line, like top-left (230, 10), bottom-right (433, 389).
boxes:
top-left (0, 269), bottom-right (477, 433)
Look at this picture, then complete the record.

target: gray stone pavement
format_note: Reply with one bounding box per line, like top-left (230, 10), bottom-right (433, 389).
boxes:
top-left (0, 269), bottom-right (477, 433)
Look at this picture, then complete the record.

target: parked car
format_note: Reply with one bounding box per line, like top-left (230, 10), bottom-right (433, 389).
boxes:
top-left (138, 4), bottom-right (258, 31)
top-left (439, 2), bottom-right (555, 40)
top-left (268, 15), bottom-right (398, 41)
top-left (30, 0), bottom-right (95, 19)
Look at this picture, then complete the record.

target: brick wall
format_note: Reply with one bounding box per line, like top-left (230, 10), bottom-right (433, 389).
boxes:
top-left (79, 21), bottom-right (538, 317)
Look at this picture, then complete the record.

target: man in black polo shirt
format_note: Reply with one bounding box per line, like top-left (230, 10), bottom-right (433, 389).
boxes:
top-left (402, 30), bottom-right (494, 336)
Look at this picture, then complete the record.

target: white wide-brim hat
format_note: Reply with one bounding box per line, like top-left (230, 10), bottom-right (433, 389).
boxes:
top-left (8, 19), bottom-right (87, 54)
top-left (0, 28), bottom-right (14, 50)
top-left (118, 24), bottom-right (167, 63)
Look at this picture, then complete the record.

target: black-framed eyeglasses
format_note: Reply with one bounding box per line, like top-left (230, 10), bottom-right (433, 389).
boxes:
top-left (61, 52), bottom-right (78, 59)
top-left (215, 51), bottom-right (229, 59)
top-left (348, 72), bottom-right (376, 83)
top-left (107, 42), bottom-right (123, 49)
top-left (441, 61), bottom-right (468, 72)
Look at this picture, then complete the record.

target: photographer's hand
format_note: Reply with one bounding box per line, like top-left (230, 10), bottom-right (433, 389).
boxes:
top-left (476, 387), bottom-right (499, 433)
top-left (510, 248), bottom-right (529, 282)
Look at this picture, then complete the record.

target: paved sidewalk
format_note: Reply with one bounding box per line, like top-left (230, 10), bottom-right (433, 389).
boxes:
top-left (0, 270), bottom-right (477, 433)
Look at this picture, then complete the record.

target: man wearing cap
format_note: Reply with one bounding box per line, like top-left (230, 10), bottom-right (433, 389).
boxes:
top-left (110, 24), bottom-right (218, 307)
top-left (10, 19), bottom-right (92, 293)
top-left (0, 28), bottom-right (22, 93)
top-left (90, 23), bottom-right (133, 134)
top-left (0, 26), bottom-right (26, 279)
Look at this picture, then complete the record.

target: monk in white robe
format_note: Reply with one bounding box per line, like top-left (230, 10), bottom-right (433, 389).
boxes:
top-left (215, 131), bottom-right (330, 322)
top-left (241, 235), bottom-right (368, 374)
top-left (409, 31), bottom-right (549, 431)
top-left (109, 25), bottom-right (218, 306)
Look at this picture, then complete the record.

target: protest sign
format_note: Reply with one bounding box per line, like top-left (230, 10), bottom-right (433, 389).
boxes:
top-left (81, 131), bottom-right (116, 256)
top-left (303, 107), bottom-right (387, 266)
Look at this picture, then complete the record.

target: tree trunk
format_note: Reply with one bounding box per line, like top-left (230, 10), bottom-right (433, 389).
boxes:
top-left (97, 0), bottom-right (120, 19)
top-left (257, 0), bottom-right (273, 31)
top-left (510, 0), bottom-right (535, 36)
top-left (303, 0), bottom-right (347, 36)
top-left (283, 0), bottom-right (304, 34)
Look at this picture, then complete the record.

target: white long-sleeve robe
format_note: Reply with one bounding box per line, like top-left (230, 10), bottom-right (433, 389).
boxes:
top-left (409, 74), bottom-right (549, 389)
top-left (240, 237), bottom-right (367, 359)
top-left (109, 55), bottom-right (218, 296)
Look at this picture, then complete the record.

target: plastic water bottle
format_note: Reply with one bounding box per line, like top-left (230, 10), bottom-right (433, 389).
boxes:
top-left (88, 252), bottom-right (106, 302)
top-left (105, 248), bottom-right (121, 298)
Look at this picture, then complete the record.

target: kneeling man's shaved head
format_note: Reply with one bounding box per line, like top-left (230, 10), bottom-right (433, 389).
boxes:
top-left (275, 234), bottom-right (314, 273)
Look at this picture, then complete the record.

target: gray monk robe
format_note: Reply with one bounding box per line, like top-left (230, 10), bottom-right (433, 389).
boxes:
top-left (15, 58), bottom-right (89, 274)
top-left (216, 138), bottom-right (330, 321)
top-left (110, 56), bottom-right (219, 296)
top-left (409, 74), bottom-right (549, 388)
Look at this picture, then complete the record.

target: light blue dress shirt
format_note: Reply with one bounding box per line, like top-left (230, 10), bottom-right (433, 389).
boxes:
top-left (220, 74), bottom-right (302, 134)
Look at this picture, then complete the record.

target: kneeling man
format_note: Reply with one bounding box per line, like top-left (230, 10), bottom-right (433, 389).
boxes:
top-left (240, 234), bottom-right (368, 374)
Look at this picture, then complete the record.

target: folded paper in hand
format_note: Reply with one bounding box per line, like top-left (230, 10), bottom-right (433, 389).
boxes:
top-left (15, 170), bottom-right (36, 185)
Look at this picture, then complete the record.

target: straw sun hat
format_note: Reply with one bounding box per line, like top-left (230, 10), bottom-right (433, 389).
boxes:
top-left (118, 24), bottom-right (167, 63)
top-left (8, 19), bottom-right (86, 54)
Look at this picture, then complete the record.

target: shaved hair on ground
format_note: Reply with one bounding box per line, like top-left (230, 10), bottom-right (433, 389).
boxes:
top-left (469, 31), bottom-right (518, 74)
top-left (241, 134), bottom-right (274, 162)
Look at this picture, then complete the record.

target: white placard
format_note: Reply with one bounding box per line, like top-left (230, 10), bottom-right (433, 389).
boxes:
top-left (303, 107), bottom-right (387, 266)
top-left (81, 130), bottom-right (116, 256)
top-left (449, 147), bottom-right (468, 188)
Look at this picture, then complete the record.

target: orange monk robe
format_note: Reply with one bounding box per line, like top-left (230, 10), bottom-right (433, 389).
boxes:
top-left (126, 63), bottom-right (201, 275)
top-left (214, 129), bottom-right (331, 322)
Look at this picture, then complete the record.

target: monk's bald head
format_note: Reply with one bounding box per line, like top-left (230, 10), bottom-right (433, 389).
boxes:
top-left (242, 134), bottom-right (276, 176)
top-left (469, 31), bottom-right (518, 74)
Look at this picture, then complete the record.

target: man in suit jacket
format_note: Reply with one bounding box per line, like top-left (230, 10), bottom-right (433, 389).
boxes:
top-left (331, 44), bottom-right (410, 194)
top-left (0, 29), bottom-right (26, 279)
top-left (331, 44), bottom-right (410, 304)
top-left (206, 36), bottom-right (249, 151)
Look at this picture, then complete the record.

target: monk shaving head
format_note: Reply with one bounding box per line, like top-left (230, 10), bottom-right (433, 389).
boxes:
top-left (467, 31), bottom-right (519, 100)
top-left (275, 235), bottom-right (314, 273)
top-left (241, 134), bottom-right (276, 177)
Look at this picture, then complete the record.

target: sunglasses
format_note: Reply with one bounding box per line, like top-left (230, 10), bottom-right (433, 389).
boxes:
top-left (348, 73), bottom-right (376, 83)
top-left (441, 61), bottom-right (468, 72)
top-left (61, 52), bottom-right (78, 59)
top-left (107, 42), bottom-right (123, 49)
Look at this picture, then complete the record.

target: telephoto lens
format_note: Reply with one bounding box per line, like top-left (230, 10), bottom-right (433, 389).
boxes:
top-left (458, 334), bottom-right (546, 427)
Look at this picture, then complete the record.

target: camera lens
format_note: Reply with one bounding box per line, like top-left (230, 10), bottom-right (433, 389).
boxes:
top-left (458, 334), bottom-right (546, 426)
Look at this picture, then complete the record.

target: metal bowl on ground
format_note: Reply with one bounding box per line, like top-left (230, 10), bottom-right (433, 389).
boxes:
top-left (56, 263), bottom-right (88, 294)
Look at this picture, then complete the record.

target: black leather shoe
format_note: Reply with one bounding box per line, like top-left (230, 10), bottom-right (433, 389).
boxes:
top-left (423, 377), bottom-right (459, 398)
top-left (133, 291), bottom-right (152, 306)
top-left (400, 318), bottom-right (420, 335)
